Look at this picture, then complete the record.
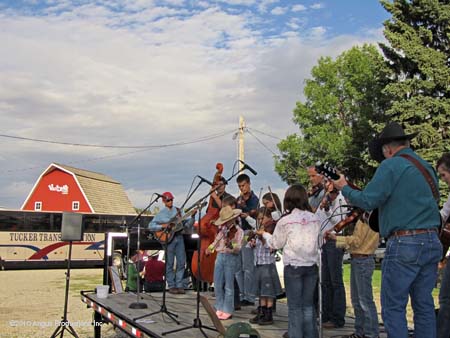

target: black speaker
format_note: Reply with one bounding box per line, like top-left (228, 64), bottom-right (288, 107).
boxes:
top-left (61, 212), bottom-right (84, 241)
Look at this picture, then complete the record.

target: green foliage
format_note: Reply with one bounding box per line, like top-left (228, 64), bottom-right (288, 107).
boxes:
top-left (379, 0), bottom-right (450, 199)
top-left (275, 44), bottom-right (391, 186)
top-left (379, 0), bottom-right (450, 163)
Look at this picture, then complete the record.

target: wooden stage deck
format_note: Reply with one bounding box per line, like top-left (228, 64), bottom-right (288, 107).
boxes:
top-left (81, 290), bottom-right (388, 338)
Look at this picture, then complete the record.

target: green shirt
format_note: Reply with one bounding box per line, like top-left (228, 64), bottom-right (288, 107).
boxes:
top-left (342, 148), bottom-right (440, 238)
top-left (126, 263), bottom-right (138, 292)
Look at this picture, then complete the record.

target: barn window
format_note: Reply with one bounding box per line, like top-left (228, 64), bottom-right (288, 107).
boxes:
top-left (72, 201), bottom-right (80, 211)
top-left (34, 201), bottom-right (42, 211)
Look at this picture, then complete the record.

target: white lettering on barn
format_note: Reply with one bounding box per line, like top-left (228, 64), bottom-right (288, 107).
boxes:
top-left (48, 184), bottom-right (69, 194)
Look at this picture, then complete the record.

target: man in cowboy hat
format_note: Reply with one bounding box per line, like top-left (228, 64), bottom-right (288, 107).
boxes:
top-left (333, 122), bottom-right (442, 338)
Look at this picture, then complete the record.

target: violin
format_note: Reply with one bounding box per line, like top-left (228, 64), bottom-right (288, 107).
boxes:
top-left (333, 207), bottom-right (363, 233)
top-left (207, 222), bottom-right (238, 253)
top-left (224, 223), bottom-right (238, 249)
top-left (308, 182), bottom-right (324, 198)
top-left (247, 208), bottom-right (276, 243)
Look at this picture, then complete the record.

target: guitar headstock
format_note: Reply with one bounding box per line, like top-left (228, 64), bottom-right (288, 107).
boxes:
top-left (315, 161), bottom-right (340, 180)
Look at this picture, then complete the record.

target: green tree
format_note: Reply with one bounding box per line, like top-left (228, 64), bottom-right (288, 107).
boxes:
top-left (379, 0), bottom-right (450, 163)
top-left (275, 44), bottom-right (391, 185)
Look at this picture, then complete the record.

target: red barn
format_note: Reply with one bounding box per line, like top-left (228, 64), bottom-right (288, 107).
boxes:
top-left (21, 163), bottom-right (136, 214)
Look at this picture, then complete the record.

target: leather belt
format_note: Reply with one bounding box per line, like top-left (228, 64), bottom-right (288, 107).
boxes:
top-left (350, 253), bottom-right (371, 258)
top-left (389, 228), bottom-right (438, 239)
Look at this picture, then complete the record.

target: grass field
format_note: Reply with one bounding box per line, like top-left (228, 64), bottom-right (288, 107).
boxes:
top-left (342, 263), bottom-right (440, 323)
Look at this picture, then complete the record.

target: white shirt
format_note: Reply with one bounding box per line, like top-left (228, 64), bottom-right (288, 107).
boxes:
top-left (441, 194), bottom-right (450, 223)
top-left (315, 192), bottom-right (347, 233)
top-left (263, 208), bottom-right (320, 267)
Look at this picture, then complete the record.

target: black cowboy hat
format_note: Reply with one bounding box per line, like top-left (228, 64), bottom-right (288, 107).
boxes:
top-left (368, 122), bottom-right (418, 163)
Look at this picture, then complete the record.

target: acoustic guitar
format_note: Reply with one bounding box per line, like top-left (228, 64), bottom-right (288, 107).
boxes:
top-left (153, 201), bottom-right (207, 244)
top-left (315, 162), bottom-right (380, 232)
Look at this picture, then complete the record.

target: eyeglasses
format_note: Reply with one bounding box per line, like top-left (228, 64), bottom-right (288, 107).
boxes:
top-left (164, 199), bottom-right (173, 202)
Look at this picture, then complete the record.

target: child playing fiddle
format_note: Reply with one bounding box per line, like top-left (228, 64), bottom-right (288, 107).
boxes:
top-left (262, 191), bottom-right (282, 222)
top-left (248, 207), bottom-right (282, 325)
top-left (257, 184), bottom-right (320, 338)
top-left (205, 205), bottom-right (244, 320)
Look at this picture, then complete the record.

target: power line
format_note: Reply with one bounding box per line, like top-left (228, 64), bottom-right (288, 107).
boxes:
top-left (247, 127), bottom-right (283, 140)
top-left (246, 129), bottom-right (280, 157)
top-left (0, 129), bottom-right (236, 149)
top-left (0, 129), bottom-right (236, 174)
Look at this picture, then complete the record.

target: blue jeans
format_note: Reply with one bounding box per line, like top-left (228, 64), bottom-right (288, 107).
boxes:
top-left (285, 264), bottom-right (318, 338)
top-left (235, 246), bottom-right (255, 302)
top-left (437, 256), bottom-right (450, 338)
top-left (351, 256), bottom-right (379, 338)
top-left (166, 234), bottom-right (186, 289)
top-left (321, 239), bottom-right (346, 327)
top-left (381, 231), bottom-right (441, 338)
top-left (214, 253), bottom-right (239, 314)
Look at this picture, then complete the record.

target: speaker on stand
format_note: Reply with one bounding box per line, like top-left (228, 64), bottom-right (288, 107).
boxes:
top-left (50, 212), bottom-right (84, 338)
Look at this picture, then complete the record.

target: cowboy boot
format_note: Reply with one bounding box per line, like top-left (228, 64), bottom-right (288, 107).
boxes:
top-left (259, 306), bottom-right (273, 325)
top-left (249, 306), bottom-right (263, 324)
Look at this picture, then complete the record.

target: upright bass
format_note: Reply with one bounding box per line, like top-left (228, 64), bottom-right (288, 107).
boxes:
top-left (191, 163), bottom-right (224, 283)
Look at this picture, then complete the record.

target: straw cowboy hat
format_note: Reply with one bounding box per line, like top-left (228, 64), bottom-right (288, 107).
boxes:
top-left (214, 206), bottom-right (242, 226)
top-left (368, 122), bottom-right (418, 163)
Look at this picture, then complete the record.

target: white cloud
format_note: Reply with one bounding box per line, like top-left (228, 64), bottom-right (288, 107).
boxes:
top-left (0, 1), bottom-right (384, 209)
top-left (292, 4), bottom-right (306, 12)
top-left (310, 3), bottom-right (324, 10)
top-left (310, 26), bottom-right (327, 38)
top-left (257, 0), bottom-right (279, 13)
top-left (271, 6), bottom-right (287, 15)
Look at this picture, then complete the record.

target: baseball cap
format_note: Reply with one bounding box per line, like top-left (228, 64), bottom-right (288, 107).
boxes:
top-left (162, 192), bottom-right (174, 200)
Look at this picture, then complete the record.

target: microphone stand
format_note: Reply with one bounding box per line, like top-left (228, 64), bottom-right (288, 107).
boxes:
top-left (129, 194), bottom-right (160, 309)
top-left (163, 167), bottom-right (247, 337)
top-left (162, 182), bottom-right (216, 337)
top-left (317, 204), bottom-right (348, 338)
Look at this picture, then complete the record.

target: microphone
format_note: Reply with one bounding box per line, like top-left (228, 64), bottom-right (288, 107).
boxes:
top-left (197, 175), bottom-right (213, 186)
top-left (239, 160), bottom-right (258, 175)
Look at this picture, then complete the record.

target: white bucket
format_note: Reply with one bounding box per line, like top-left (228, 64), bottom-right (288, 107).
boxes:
top-left (96, 285), bottom-right (109, 299)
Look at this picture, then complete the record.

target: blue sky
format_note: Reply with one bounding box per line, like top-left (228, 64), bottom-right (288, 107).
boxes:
top-left (0, 0), bottom-right (389, 210)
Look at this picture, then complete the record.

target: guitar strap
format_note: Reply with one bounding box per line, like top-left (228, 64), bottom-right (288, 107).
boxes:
top-left (399, 154), bottom-right (439, 202)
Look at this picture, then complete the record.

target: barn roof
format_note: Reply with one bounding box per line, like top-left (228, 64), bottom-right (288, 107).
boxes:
top-left (46, 163), bottom-right (136, 215)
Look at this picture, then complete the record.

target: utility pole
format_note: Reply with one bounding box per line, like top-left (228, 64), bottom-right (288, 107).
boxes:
top-left (238, 116), bottom-right (245, 171)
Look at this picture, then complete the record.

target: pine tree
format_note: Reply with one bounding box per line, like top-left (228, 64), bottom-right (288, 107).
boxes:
top-left (379, 0), bottom-right (450, 162)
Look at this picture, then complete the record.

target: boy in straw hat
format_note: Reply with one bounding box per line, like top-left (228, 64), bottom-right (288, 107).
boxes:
top-left (206, 205), bottom-right (244, 320)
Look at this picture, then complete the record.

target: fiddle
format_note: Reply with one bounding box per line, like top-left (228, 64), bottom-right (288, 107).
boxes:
top-left (247, 207), bottom-right (276, 244)
top-left (308, 182), bottom-right (324, 198)
top-left (207, 222), bottom-right (238, 254)
top-left (224, 223), bottom-right (238, 249)
top-left (333, 207), bottom-right (363, 233)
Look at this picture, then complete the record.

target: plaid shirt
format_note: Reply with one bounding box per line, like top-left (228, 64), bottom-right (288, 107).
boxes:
top-left (251, 238), bottom-right (276, 265)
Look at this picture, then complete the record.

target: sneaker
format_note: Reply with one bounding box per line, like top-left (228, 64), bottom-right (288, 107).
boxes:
top-left (216, 310), bottom-right (224, 317)
top-left (176, 288), bottom-right (186, 294)
top-left (218, 312), bottom-right (232, 320)
top-left (168, 288), bottom-right (178, 294)
top-left (282, 332), bottom-right (289, 338)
